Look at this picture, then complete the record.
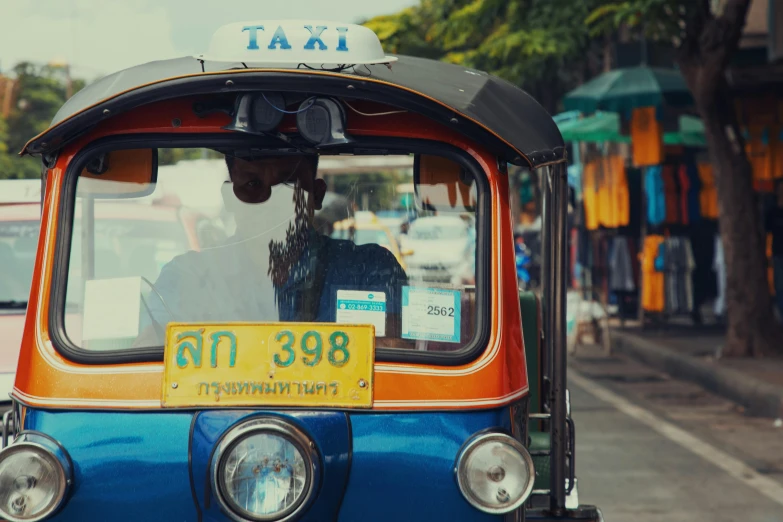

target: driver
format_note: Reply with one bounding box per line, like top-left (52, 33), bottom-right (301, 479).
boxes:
top-left (137, 153), bottom-right (407, 345)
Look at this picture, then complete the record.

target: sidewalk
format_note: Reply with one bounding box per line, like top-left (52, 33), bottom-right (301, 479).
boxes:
top-left (610, 321), bottom-right (783, 418)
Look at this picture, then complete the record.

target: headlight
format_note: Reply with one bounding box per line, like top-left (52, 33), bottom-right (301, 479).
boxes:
top-left (0, 433), bottom-right (72, 522)
top-left (211, 418), bottom-right (319, 522)
top-left (455, 432), bottom-right (535, 514)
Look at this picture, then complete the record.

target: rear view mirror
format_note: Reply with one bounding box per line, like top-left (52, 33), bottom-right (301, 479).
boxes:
top-left (77, 149), bottom-right (158, 198)
top-left (413, 154), bottom-right (476, 212)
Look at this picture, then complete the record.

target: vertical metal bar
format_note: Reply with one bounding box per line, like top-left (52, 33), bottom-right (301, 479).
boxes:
top-left (550, 162), bottom-right (568, 513)
top-left (540, 167), bottom-right (553, 404)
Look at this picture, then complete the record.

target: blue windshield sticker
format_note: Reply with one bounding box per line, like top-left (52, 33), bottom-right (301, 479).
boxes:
top-left (401, 287), bottom-right (461, 343)
top-left (335, 290), bottom-right (386, 337)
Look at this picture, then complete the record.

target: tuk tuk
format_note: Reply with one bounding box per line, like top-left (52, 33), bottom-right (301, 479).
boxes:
top-left (1, 20), bottom-right (602, 522)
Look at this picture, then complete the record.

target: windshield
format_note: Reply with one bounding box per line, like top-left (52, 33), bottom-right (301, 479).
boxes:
top-left (60, 145), bottom-right (482, 358)
top-left (353, 229), bottom-right (391, 247)
top-left (408, 220), bottom-right (468, 241)
top-left (0, 220), bottom-right (40, 306)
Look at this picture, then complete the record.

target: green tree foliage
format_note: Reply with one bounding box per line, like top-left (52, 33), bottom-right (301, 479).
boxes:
top-left (0, 62), bottom-right (85, 180)
top-left (364, 0), bottom-right (609, 112)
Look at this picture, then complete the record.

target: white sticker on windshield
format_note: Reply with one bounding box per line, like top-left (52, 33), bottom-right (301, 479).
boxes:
top-left (401, 286), bottom-right (461, 343)
top-left (335, 290), bottom-right (386, 337)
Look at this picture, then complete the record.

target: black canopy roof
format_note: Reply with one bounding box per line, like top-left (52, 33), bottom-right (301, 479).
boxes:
top-left (22, 55), bottom-right (565, 169)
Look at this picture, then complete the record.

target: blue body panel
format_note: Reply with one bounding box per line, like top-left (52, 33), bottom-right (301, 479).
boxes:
top-left (24, 409), bottom-right (197, 521)
top-left (23, 407), bottom-right (512, 522)
top-left (340, 410), bottom-right (508, 522)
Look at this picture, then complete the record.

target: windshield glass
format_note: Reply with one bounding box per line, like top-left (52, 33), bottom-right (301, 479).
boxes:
top-left (0, 219), bottom-right (40, 306)
top-left (408, 219), bottom-right (469, 241)
top-left (354, 229), bottom-right (390, 246)
top-left (61, 146), bottom-right (481, 357)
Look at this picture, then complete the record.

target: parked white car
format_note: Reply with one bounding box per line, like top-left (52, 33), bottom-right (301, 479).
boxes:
top-left (402, 215), bottom-right (475, 285)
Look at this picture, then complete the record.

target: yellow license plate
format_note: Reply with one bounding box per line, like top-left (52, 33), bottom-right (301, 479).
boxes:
top-left (161, 322), bottom-right (375, 408)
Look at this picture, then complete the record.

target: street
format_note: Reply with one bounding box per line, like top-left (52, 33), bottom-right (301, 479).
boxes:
top-left (570, 352), bottom-right (783, 522)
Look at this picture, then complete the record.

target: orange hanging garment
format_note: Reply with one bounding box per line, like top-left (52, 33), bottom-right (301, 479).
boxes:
top-left (596, 157), bottom-right (613, 228)
top-left (746, 125), bottom-right (773, 182)
top-left (612, 155), bottom-right (630, 227)
top-left (641, 235), bottom-right (665, 312)
top-left (582, 160), bottom-right (600, 230)
top-left (631, 107), bottom-right (664, 168)
top-left (698, 163), bottom-right (718, 219)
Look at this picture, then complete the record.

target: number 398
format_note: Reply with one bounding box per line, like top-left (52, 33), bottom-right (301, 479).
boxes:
top-left (427, 305), bottom-right (455, 317)
top-left (273, 330), bottom-right (350, 368)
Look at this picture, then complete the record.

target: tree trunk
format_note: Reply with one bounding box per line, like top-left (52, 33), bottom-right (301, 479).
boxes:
top-left (672, 0), bottom-right (782, 357)
top-left (679, 72), bottom-right (782, 357)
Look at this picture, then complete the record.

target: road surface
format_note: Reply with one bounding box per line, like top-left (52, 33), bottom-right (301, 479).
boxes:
top-left (569, 352), bottom-right (783, 522)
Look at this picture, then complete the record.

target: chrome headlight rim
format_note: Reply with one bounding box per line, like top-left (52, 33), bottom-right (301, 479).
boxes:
top-left (210, 417), bottom-right (320, 522)
top-left (0, 432), bottom-right (72, 522)
top-left (455, 431), bottom-right (535, 515)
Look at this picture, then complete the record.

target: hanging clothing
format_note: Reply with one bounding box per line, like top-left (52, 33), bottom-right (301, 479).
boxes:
top-left (662, 165), bottom-right (680, 224)
top-left (689, 219), bottom-right (717, 314)
top-left (582, 155), bottom-right (630, 230)
top-left (609, 236), bottom-right (635, 292)
top-left (611, 155), bottom-right (630, 228)
top-left (641, 235), bottom-right (666, 312)
top-left (582, 160), bottom-right (600, 230)
top-left (698, 163), bottom-right (718, 219)
top-left (659, 237), bottom-right (696, 315)
top-left (684, 162), bottom-right (702, 224)
top-left (772, 127), bottom-right (783, 180)
top-left (746, 125), bottom-right (773, 182)
top-left (677, 165), bottom-right (691, 226)
top-left (596, 158), bottom-right (614, 228)
top-left (631, 107), bottom-right (664, 167)
top-left (662, 237), bottom-right (695, 315)
top-left (713, 234), bottom-right (726, 317)
top-left (644, 165), bottom-right (666, 226)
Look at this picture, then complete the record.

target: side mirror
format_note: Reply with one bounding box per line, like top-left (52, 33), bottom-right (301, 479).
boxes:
top-left (77, 149), bottom-right (158, 199)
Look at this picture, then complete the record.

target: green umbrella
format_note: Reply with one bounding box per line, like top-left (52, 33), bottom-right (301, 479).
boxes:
top-left (558, 112), bottom-right (630, 143)
top-left (663, 115), bottom-right (705, 147)
top-left (557, 112), bottom-right (704, 147)
top-left (563, 66), bottom-right (694, 114)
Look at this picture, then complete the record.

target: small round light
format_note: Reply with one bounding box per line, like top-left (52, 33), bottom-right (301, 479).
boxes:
top-left (212, 419), bottom-right (319, 522)
top-left (455, 432), bottom-right (535, 514)
top-left (0, 438), bottom-right (70, 522)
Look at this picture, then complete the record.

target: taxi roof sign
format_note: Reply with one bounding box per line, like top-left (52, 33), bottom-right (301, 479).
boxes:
top-left (197, 20), bottom-right (398, 65)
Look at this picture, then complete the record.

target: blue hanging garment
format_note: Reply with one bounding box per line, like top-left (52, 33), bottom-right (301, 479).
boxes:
top-left (654, 240), bottom-right (666, 272)
top-left (645, 165), bottom-right (666, 226)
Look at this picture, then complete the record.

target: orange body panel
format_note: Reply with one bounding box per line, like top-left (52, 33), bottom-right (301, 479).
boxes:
top-left (12, 97), bottom-right (528, 411)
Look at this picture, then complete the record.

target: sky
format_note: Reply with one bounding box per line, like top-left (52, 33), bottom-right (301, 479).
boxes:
top-left (0, 0), bottom-right (418, 80)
